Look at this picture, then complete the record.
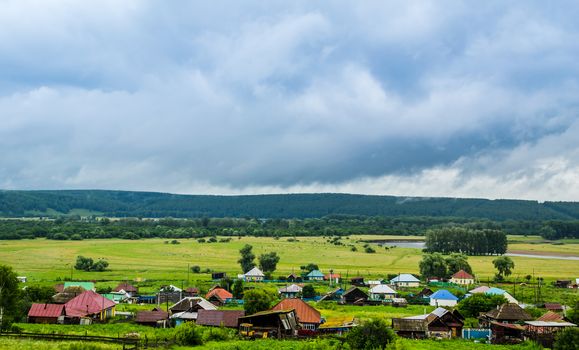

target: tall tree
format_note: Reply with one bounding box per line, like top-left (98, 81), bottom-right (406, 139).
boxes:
top-left (243, 288), bottom-right (276, 315)
top-left (238, 244), bottom-right (256, 273)
top-left (258, 252), bottom-right (280, 275)
top-left (445, 253), bottom-right (472, 277)
top-left (0, 264), bottom-right (19, 330)
top-left (493, 256), bottom-right (515, 279)
top-left (346, 319), bottom-right (395, 350)
top-left (419, 253), bottom-right (447, 279)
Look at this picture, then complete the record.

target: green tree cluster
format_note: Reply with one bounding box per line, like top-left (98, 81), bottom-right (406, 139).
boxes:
top-left (74, 256), bottom-right (109, 272)
top-left (346, 318), bottom-right (395, 350)
top-left (419, 253), bottom-right (473, 279)
top-left (457, 293), bottom-right (507, 318)
top-left (425, 227), bottom-right (507, 255)
top-left (243, 288), bottom-right (277, 315)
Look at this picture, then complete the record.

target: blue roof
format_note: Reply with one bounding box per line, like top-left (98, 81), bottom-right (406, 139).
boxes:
top-left (485, 287), bottom-right (506, 295)
top-left (307, 270), bottom-right (324, 277)
top-left (430, 289), bottom-right (458, 301)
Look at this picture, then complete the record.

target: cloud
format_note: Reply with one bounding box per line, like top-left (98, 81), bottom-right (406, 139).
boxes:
top-left (0, 1), bottom-right (578, 201)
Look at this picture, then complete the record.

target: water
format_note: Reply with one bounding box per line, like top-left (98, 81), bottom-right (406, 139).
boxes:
top-left (505, 253), bottom-right (579, 261)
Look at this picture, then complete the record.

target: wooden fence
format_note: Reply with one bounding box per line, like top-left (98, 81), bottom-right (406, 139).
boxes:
top-left (0, 331), bottom-right (174, 349)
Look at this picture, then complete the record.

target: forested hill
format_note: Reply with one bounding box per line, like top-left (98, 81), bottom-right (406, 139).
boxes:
top-left (1, 190), bottom-right (578, 221)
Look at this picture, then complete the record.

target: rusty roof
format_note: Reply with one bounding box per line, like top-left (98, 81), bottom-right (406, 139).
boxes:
top-left (28, 303), bottom-right (65, 318)
top-left (537, 311), bottom-right (565, 322)
top-left (114, 282), bottom-right (138, 293)
top-left (65, 290), bottom-right (116, 317)
top-left (196, 310), bottom-right (245, 328)
top-left (135, 310), bottom-right (169, 323)
top-left (483, 303), bottom-right (533, 321)
top-left (271, 298), bottom-right (321, 324)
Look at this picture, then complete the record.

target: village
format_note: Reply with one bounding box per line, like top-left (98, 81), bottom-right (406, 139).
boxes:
top-left (22, 262), bottom-right (579, 349)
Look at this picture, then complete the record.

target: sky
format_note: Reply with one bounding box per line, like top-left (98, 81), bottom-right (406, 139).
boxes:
top-left (1, 1), bottom-right (579, 201)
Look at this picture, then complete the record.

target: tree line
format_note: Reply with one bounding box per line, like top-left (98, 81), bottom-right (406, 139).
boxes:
top-left (425, 227), bottom-right (507, 255)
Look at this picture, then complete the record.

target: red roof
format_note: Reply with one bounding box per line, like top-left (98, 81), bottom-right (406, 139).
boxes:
top-left (544, 303), bottom-right (563, 311)
top-left (271, 298), bottom-right (321, 324)
top-left (451, 270), bottom-right (474, 279)
top-left (28, 303), bottom-right (65, 318)
top-left (65, 290), bottom-right (116, 317)
top-left (196, 310), bottom-right (245, 328)
top-left (325, 274), bottom-right (341, 279)
top-left (206, 287), bottom-right (233, 301)
top-left (537, 311), bottom-right (564, 322)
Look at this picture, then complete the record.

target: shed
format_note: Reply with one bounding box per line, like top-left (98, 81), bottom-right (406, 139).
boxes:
top-left (238, 309), bottom-right (298, 338)
top-left (341, 287), bottom-right (368, 305)
top-left (135, 310), bottom-right (169, 327)
top-left (28, 303), bottom-right (65, 324)
top-left (196, 309), bottom-right (245, 328)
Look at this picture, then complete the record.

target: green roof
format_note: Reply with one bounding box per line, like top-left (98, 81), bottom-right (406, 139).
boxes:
top-left (102, 293), bottom-right (126, 302)
top-left (307, 270), bottom-right (324, 278)
top-left (64, 282), bottom-right (95, 291)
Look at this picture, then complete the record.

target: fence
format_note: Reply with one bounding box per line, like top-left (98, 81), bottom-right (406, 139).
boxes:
top-left (462, 328), bottom-right (491, 340)
top-left (0, 331), bottom-right (173, 349)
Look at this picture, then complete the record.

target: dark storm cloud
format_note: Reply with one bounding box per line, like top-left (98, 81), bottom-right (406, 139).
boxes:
top-left (0, 1), bottom-right (578, 200)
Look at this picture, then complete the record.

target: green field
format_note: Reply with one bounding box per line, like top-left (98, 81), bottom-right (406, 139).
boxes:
top-left (0, 236), bottom-right (577, 286)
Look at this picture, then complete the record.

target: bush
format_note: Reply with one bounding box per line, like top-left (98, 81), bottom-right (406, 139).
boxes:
top-left (197, 238), bottom-right (206, 243)
top-left (191, 265), bottom-right (201, 273)
top-left (365, 246), bottom-right (376, 253)
top-left (208, 236), bottom-right (218, 243)
top-left (554, 327), bottom-right (579, 350)
top-left (170, 239), bottom-right (180, 244)
top-left (346, 318), bottom-right (395, 350)
top-left (52, 233), bottom-right (69, 240)
top-left (174, 322), bottom-right (203, 346)
top-left (70, 234), bottom-right (83, 241)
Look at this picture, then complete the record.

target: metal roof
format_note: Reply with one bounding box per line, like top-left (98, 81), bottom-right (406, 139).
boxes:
top-left (369, 284), bottom-right (396, 294)
top-left (64, 290), bottom-right (115, 317)
top-left (430, 289), bottom-right (458, 301)
top-left (28, 303), bottom-right (65, 318)
top-left (391, 274), bottom-right (420, 283)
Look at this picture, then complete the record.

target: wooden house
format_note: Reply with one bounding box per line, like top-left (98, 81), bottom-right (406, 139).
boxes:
top-left (390, 274), bottom-right (420, 288)
top-left (479, 303), bottom-right (533, 328)
top-left (306, 270), bottom-right (324, 281)
top-left (113, 282), bottom-right (138, 297)
top-left (135, 309), bottom-right (169, 327)
top-left (196, 310), bottom-right (245, 328)
top-left (244, 267), bottom-right (265, 282)
top-left (238, 309), bottom-right (298, 339)
top-left (392, 307), bottom-right (464, 339)
top-left (206, 286), bottom-right (233, 306)
top-left (368, 284), bottom-right (396, 300)
top-left (278, 284), bottom-right (302, 299)
top-left (271, 298), bottom-right (321, 331)
top-left (169, 297), bottom-right (217, 325)
top-left (341, 287), bottom-right (368, 305)
top-left (524, 320), bottom-right (577, 348)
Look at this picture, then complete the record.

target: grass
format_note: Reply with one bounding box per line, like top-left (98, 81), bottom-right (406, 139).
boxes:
top-left (0, 338), bottom-right (118, 350)
top-left (1, 235), bottom-right (577, 287)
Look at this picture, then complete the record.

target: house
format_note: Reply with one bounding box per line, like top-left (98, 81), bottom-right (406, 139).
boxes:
top-left (17, 276), bottom-right (27, 283)
top-left (488, 321), bottom-right (526, 344)
top-left (479, 303), bottom-right (533, 328)
top-left (244, 267), bottom-right (265, 282)
top-left (113, 282), bottom-right (138, 297)
top-left (318, 288), bottom-right (344, 302)
top-left (102, 291), bottom-right (130, 304)
top-left (429, 290), bottom-right (459, 307)
top-left (341, 287), bottom-right (368, 305)
top-left (537, 311), bottom-right (565, 322)
top-left (206, 287), bottom-right (233, 306)
top-left (169, 297), bottom-right (217, 325)
top-left (271, 298), bottom-right (322, 331)
top-left (64, 281), bottom-right (95, 292)
top-left (390, 274), bottom-right (420, 288)
top-left (484, 287), bottom-right (518, 304)
top-left (543, 303), bottom-right (563, 313)
top-left (65, 290), bottom-right (116, 321)
top-left (287, 273), bottom-right (301, 282)
top-left (367, 280), bottom-right (383, 288)
top-left (417, 288), bottom-right (434, 298)
top-left (306, 270), bottom-right (324, 281)
top-left (469, 285), bottom-right (490, 294)
top-left (135, 309), bottom-right (169, 327)
top-left (52, 286), bottom-right (86, 304)
top-left (278, 284), bottom-right (302, 299)
top-left (524, 320), bottom-right (577, 348)
top-left (28, 303), bottom-right (65, 324)
top-left (318, 317), bottom-right (357, 335)
top-left (350, 277), bottom-right (365, 286)
top-left (450, 270), bottom-right (475, 286)
top-left (196, 309), bottom-right (245, 328)
top-left (211, 272), bottom-right (227, 280)
top-left (184, 287), bottom-right (200, 297)
top-left (158, 285), bottom-right (183, 304)
top-left (238, 309), bottom-right (298, 339)
top-left (393, 307), bottom-right (464, 339)
top-left (369, 284), bottom-right (397, 300)
top-left (324, 273), bottom-right (341, 284)
top-left (554, 280), bottom-right (572, 288)
top-left (392, 297), bottom-right (408, 307)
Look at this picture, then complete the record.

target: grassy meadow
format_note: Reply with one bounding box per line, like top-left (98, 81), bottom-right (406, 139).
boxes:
top-left (0, 235), bottom-right (577, 287)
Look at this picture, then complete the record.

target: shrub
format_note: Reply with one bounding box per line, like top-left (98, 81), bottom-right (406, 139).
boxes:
top-left (191, 265), bottom-right (201, 273)
top-left (174, 322), bottom-right (203, 346)
top-left (346, 318), bottom-right (395, 350)
top-left (70, 234), bottom-right (83, 241)
top-left (197, 238), bottom-right (206, 243)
